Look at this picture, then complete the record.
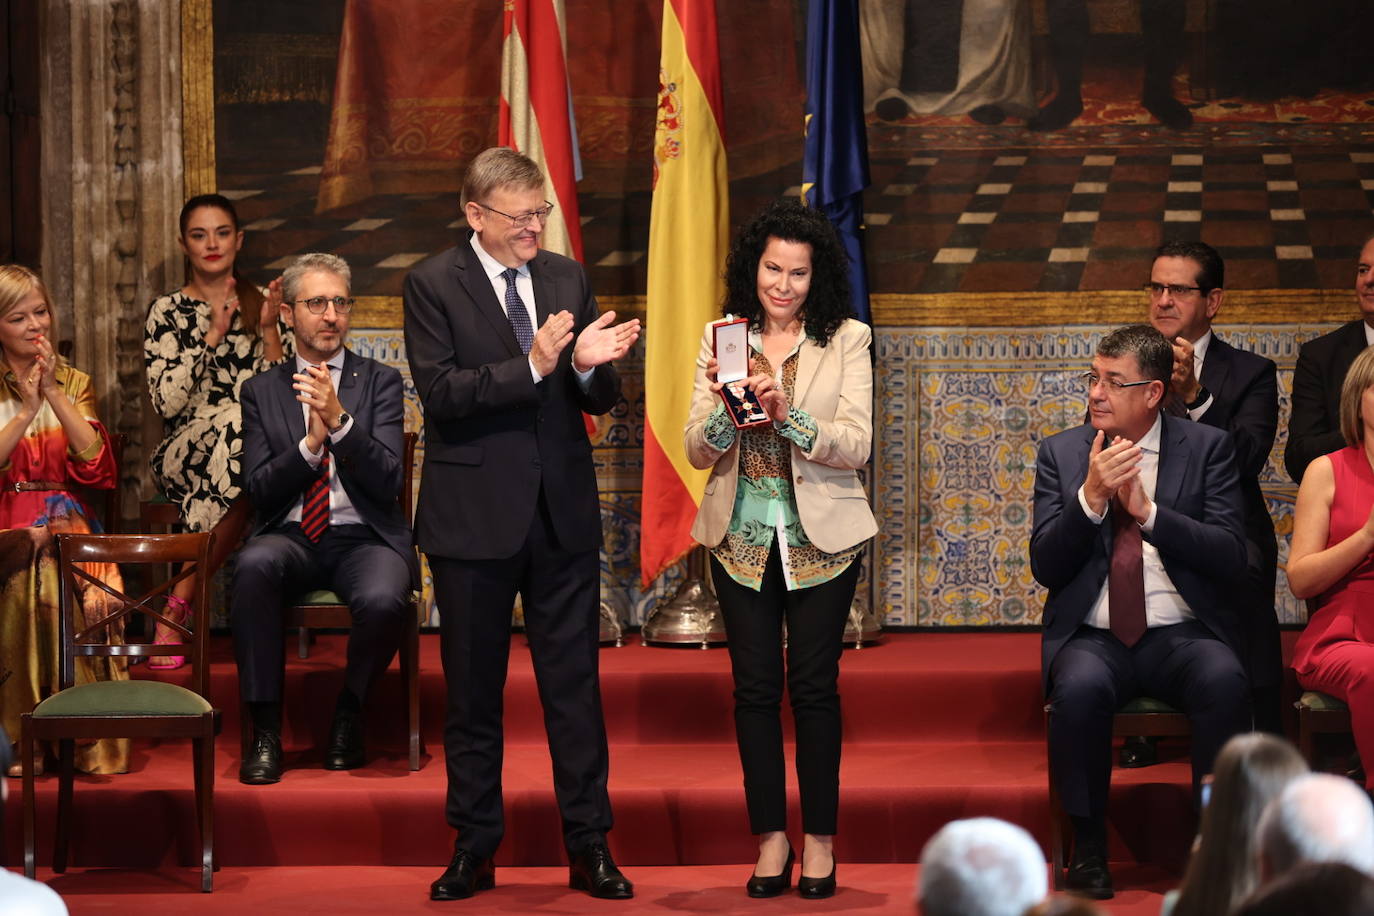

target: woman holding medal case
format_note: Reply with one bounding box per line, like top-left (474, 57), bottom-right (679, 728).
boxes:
top-left (684, 199), bottom-right (877, 899)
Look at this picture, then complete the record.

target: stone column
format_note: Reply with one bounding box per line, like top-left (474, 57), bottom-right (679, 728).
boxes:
top-left (41, 0), bottom-right (186, 522)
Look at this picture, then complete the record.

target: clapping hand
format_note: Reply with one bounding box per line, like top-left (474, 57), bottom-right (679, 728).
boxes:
top-left (205, 276), bottom-right (239, 348)
top-left (572, 311), bottom-right (640, 372)
top-left (1082, 430), bottom-right (1143, 517)
top-left (293, 363), bottom-right (343, 453)
top-left (262, 277), bottom-right (284, 331)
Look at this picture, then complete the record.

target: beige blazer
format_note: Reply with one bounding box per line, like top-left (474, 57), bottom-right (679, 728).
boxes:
top-left (684, 317), bottom-right (878, 555)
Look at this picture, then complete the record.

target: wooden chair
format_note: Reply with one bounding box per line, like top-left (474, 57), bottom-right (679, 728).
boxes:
top-left (1295, 690), bottom-right (1352, 769)
top-left (261, 430), bottom-right (422, 771)
top-left (1047, 697), bottom-right (1190, 889)
top-left (22, 532), bottom-right (219, 892)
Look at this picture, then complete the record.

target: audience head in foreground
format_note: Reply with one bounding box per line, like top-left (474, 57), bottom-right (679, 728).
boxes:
top-left (1258, 772), bottom-right (1374, 879)
top-left (1169, 732), bottom-right (1308, 916)
top-left (1233, 861), bottom-right (1374, 916)
top-left (917, 817), bottom-right (1047, 916)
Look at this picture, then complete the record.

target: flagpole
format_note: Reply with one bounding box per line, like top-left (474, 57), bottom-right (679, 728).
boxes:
top-left (641, 546), bottom-right (726, 649)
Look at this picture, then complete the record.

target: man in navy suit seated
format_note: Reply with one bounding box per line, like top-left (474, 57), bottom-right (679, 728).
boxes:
top-left (1030, 324), bottom-right (1251, 899)
top-left (232, 253), bottom-right (418, 785)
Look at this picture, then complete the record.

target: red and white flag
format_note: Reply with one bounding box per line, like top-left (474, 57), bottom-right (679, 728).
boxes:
top-left (500, 0), bottom-right (583, 261)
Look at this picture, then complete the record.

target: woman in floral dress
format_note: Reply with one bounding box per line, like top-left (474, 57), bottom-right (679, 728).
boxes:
top-left (143, 194), bottom-right (288, 666)
top-left (0, 264), bottom-right (128, 776)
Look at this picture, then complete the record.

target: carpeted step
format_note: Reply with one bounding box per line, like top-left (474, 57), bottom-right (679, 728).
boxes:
top-left (173, 632), bottom-right (1047, 750)
top-left (4, 737), bottom-right (1195, 873)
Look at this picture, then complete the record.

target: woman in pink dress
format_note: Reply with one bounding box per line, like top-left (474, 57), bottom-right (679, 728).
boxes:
top-left (0, 265), bottom-right (127, 777)
top-left (1289, 344), bottom-right (1374, 789)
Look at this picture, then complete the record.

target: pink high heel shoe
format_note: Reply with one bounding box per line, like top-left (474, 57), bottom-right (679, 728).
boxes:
top-left (148, 595), bottom-right (191, 670)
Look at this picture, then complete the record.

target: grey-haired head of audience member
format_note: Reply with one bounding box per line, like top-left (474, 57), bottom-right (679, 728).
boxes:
top-left (1257, 772), bottom-right (1374, 880)
top-left (280, 252), bottom-right (352, 305)
top-left (917, 817), bottom-right (1047, 916)
top-left (1233, 861), bottom-right (1374, 916)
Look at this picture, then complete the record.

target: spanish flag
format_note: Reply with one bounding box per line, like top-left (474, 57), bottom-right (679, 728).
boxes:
top-left (640, 0), bottom-right (729, 586)
top-left (500, 0), bottom-right (583, 261)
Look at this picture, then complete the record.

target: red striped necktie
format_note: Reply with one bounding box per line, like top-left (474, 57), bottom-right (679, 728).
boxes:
top-left (300, 447), bottom-right (331, 542)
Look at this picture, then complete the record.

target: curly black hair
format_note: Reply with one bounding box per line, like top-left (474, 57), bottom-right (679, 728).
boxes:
top-left (722, 198), bottom-right (854, 346)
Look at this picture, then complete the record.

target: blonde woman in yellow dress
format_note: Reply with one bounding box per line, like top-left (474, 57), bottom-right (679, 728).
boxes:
top-left (0, 265), bottom-right (127, 777)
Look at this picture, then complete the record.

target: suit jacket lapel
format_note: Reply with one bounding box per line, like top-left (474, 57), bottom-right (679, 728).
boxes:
top-left (458, 240), bottom-right (523, 358)
top-left (273, 360), bottom-right (307, 441)
top-left (794, 335), bottom-right (822, 405)
top-left (1154, 413), bottom-right (1187, 510)
top-left (337, 348), bottom-right (362, 416)
top-left (1200, 335), bottom-right (1232, 398)
top-left (529, 252), bottom-right (555, 329)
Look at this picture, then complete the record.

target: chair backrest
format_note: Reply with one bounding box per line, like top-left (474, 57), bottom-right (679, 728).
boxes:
top-left (400, 430), bottom-right (417, 524)
top-left (55, 532), bottom-right (214, 699)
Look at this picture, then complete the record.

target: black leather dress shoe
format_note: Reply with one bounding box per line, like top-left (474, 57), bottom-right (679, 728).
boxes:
top-left (1119, 735), bottom-right (1159, 768)
top-left (239, 730), bottom-right (282, 785)
top-left (746, 845), bottom-right (794, 898)
top-left (430, 849), bottom-right (495, 901)
top-left (569, 842), bottom-right (633, 899)
top-left (323, 708), bottom-right (365, 770)
top-left (1065, 853), bottom-right (1114, 900)
top-left (797, 859), bottom-right (837, 899)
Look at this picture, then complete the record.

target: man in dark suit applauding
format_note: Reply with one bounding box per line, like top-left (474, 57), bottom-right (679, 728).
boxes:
top-left (403, 147), bottom-right (640, 902)
top-left (1144, 241), bottom-right (1280, 735)
top-left (1031, 325), bottom-right (1251, 899)
top-left (234, 253), bottom-right (418, 785)
top-left (1285, 232), bottom-right (1374, 484)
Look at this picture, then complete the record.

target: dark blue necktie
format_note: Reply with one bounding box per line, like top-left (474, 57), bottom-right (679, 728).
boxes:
top-left (501, 267), bottom-right (534, 354)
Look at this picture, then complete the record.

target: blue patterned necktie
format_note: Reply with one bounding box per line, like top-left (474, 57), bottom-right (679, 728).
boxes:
top-left (501, 267), bottom-right (534, 354)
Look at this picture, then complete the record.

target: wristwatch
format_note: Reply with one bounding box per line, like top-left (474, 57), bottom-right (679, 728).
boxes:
top-left (329, 411), bottom-right (350, 434)
top-left (1184, 386), bottom-right (1210, 411)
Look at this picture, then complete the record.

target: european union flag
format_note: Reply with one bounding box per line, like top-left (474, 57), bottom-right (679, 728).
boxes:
top-left (803, 0), bottom-right (872, 324)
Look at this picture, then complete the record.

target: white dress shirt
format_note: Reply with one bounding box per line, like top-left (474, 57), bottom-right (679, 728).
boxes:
top-left (1077, 414), bottom-right (1195, 631)
top-left (290, 352), bottom-right (362, 528)
top-left (468, 234), bottom-right (594, 387)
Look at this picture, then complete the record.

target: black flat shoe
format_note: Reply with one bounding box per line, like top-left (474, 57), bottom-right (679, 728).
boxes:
top-left (323, 708), bottom-right (365, 770)
top-left (430, 848), bottom-right (495, 901)
top-left (746, 845), bottom-right (795, 898)
top-left (239, 730), bottom-right (282, 785)
top-left (797, 860), bottom-right (836, 899)
top-left (569, 842), bottom-right (633, 899)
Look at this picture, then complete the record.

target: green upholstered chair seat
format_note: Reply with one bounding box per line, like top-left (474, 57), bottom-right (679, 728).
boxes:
top-left (33, 679), bottom-right (212, 717)
top-left (1298, 690), bottom-right (1348, 712)
top-left (1118, 697), bottom-right (1180, 715)
top-left (297, 589), bottom-right (342, 605)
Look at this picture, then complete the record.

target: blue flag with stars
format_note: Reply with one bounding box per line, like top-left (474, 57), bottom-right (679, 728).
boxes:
top-left (803, 0), bottom-right (872, 323)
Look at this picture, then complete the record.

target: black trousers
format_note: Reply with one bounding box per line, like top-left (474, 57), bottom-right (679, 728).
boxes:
top-left (1047, 621), bottom-right (1251, 821)
top-left (231, 523), bottom-right (410, 705)
top-left (711, 546), bottom-right (861, 836)
top-left (429, 491), bottom-right (611, 859)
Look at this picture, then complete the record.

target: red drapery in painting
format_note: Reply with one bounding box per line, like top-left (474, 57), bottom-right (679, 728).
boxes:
top-left (317, 0), bottom-right (803, 213)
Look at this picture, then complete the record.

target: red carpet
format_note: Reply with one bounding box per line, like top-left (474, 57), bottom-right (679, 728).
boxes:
top-left (2, 631), bottom-right (1249, 911)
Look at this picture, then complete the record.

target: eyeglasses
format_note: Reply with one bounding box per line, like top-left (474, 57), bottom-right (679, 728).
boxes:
top-left (1079, 372), bottom-right (1155, 392)
top-left (1143, 282), bottom-right (1204, 298)
top-left (288, 296), bottom-right (355, 315)
top-left (477, 201), bottom-right (555, 228)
